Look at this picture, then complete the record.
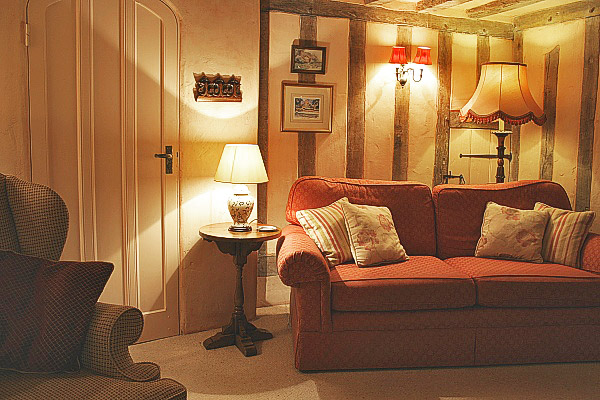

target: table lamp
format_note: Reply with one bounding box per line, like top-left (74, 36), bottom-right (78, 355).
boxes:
top-left (214, 144), bottom-right (268, 232)
top-left (459, 62), bottom-right (546, 182)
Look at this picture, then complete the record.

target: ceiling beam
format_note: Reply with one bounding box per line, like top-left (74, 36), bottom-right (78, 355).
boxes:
top-left (467, 0), bottom-right (546, 19)
top-left (416, 0), bottom-right (475, 12)
top-left (266, 0), bottom-right (514, 38)
top-left (515, 1), bottom-right (600, 30)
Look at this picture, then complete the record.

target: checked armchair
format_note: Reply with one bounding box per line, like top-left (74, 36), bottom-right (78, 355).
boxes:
top-left (0, 172), bottom-right (186, 400)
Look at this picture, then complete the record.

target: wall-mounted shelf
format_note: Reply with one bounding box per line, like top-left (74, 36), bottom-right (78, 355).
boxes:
top-left (193, 73), bottom-right (242, 102)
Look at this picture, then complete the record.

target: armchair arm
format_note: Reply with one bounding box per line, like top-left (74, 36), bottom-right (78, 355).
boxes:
top-left (276, 225), bottom-right (331, 287)
top-left (581, 232), bottom-right (600, 274)
top-left (80, 302), bottom-right (160, 381)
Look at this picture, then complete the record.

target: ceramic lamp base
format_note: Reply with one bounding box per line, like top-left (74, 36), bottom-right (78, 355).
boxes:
top-left (227, 185), bottom-right (254, 232)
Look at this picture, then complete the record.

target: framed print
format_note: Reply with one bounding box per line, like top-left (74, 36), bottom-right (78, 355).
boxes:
top-left (291, 45), bottom-right (327, 74)
top-left (281, 82), bottom-right (334, 133)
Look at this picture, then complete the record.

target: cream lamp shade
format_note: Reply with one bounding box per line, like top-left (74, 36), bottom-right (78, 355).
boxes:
top-left (215, 144), bottom-right (267, 232)
top-left (214, 144), bottom-right (268, 184)
top-left (459, 62), bottom-right (546, 126)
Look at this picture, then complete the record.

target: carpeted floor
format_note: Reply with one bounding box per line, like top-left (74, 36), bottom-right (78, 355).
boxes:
top-left (131, 305), bottom-right (600, 399)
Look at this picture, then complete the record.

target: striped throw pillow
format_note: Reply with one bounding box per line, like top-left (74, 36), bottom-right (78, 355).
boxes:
top-left (296, 197), bottom-right (353, 267)
top-left (535, 202), bottom-right (596, 267)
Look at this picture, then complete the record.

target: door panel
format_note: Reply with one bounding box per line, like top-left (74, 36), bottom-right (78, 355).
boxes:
top-left (28, 0), bottom-right (180, 341)
top-left (28, 0), bottom-right (81, 260)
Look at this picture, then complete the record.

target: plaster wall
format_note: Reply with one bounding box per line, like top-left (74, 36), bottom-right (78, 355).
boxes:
top-left (172, 0), bottom-right (261, 333)
top-left (365, 22), bottom-right (396, 180)
top-left (522, 20), bottom-right (585, 207)
top-left (0, 0), bottom-right (30, 179)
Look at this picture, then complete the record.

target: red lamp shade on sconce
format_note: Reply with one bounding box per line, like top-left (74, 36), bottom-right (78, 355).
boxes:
top-left (413, 47), bottom-right (432, 65)
top-left (389, 46), bottom-right (408, 65)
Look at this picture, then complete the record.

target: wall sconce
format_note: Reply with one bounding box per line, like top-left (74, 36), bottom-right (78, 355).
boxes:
top-left (389, 46), bottom-right (432, 87)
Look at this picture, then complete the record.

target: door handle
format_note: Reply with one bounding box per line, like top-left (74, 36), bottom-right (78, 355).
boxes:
top-left (154, 146), bottom-right (173, 174)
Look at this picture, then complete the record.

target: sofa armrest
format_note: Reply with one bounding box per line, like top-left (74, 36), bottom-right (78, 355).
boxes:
top-left (276, 225), bottom-right (331, 287)
top-left (581, 233), bottom-right (600, 274)
top-left (80, 302), bottom-right (161, 382)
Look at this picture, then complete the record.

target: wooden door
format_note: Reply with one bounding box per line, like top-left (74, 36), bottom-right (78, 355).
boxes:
top-left (27, 0), bottom-right (180, 341)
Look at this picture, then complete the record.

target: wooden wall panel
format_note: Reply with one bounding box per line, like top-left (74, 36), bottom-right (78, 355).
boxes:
top-left (476, 34), bottom-right (489, 83)
top-left (576, 16), bottom-right (600, 211)
top-left (510, 30), bottom-right (523, 181)
top-left (347, 20), bottom-right (366, 179)
top-left (540, 45), bottom-right (559, 181)
top-left (433, 31), bottom-right (452, 187)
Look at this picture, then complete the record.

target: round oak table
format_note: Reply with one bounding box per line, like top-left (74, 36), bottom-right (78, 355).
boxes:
top-left (199, 223), bottom-right (281, 357)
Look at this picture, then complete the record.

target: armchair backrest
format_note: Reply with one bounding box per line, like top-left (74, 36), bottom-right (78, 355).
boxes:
top-left (0, 173), bottom-right (68, 260)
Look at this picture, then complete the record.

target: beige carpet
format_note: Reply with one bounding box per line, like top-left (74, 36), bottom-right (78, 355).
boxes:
top-left (131, 306), bottom-right (600, 399)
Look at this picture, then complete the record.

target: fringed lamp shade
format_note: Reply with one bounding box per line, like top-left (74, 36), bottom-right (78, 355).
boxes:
top-left (389, 46), bottom-right (407, 64)
top-left (459, 62), bottom-right (546, 126)
top-left (413, 47), bottom-right (432, 65)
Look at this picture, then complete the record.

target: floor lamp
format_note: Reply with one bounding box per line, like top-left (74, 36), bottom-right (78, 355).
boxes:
top-left (459, 62), bottom-right (546, 183)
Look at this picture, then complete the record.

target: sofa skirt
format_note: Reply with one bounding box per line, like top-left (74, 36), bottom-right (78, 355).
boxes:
top-left (292, 302), bottom-right (600, 371)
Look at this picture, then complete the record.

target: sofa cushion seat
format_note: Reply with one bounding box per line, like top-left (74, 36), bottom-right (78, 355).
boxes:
top-left (445, 257), bottom-right (600, 308)
top-left (330, 256), bottom-right (476, 312)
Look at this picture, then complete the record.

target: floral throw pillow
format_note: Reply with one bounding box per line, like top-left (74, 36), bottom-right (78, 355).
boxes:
top-left (340, 201), bottom-right (408, 267)
top-left (475, 202), bottom-right (550, 263)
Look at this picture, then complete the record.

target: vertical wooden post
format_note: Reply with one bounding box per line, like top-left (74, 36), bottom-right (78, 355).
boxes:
top-left (539, 45), bottom-right (559, 180)
top-left (297, 15), bottom-right (317, 178)
top-left (576, 16), bottom-right (600, 211)
top-left (476, 34), bottom-right (490, 83)
top-left (510, 30), bottom-right (523, 181)
top-left (433, 31), bottom-right (452, 187)
top-left (346, 20), bottom-right (366, 179)
top-left (257, 2), bottom-right (270, 275)
top-left (392, 26), bottom-right (411, 181)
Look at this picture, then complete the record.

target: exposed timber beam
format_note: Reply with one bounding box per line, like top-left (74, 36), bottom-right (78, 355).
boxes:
top-left (509, 30), bottom-right (523, 182)
top-left (575, 16), bottom-right (600, 211)
top-left (346, 20), bottom-right (367, 179)
top-left (417, 0), bottom-right (474, 12)
top-left (539, 45), bottom-right (560, 181)
top-left (514, 1), bottom-right (600, 30)
top-left (266, 0), bottom-right (514, 38)
top-left (433, 31), bottom-right (452, 187)
top-left (467, 0), bottom-right (546, 19)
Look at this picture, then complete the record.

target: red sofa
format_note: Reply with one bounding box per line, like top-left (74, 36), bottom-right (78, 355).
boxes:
top-left (276, 177), bottom-right (600, 371)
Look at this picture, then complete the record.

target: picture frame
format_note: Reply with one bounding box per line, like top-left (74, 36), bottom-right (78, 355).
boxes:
top-left (281, 81), bottom-right (334, 133)
top-left (291, 45), bottom-right (327, 74)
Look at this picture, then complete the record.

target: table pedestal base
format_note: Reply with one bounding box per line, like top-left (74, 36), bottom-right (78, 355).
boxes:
top-left (203, 315), bottom-right (273, 357)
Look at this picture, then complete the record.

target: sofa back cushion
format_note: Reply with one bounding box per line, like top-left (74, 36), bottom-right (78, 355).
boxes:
top-left (286, 177), bottom-right (437, 256)
top-left (433, 180), bottom-right (571, 259)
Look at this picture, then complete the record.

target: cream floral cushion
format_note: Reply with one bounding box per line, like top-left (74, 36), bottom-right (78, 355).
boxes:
top-left (340, 201), bottom-right (408, 267)
top-left (475, 202), bottom-right (550, 263)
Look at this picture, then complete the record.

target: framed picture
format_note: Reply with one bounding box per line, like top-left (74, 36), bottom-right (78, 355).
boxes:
top-left (281, 81), bottom-right (334, 133)
top-left (291, 45), bottom-right (327, 74)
